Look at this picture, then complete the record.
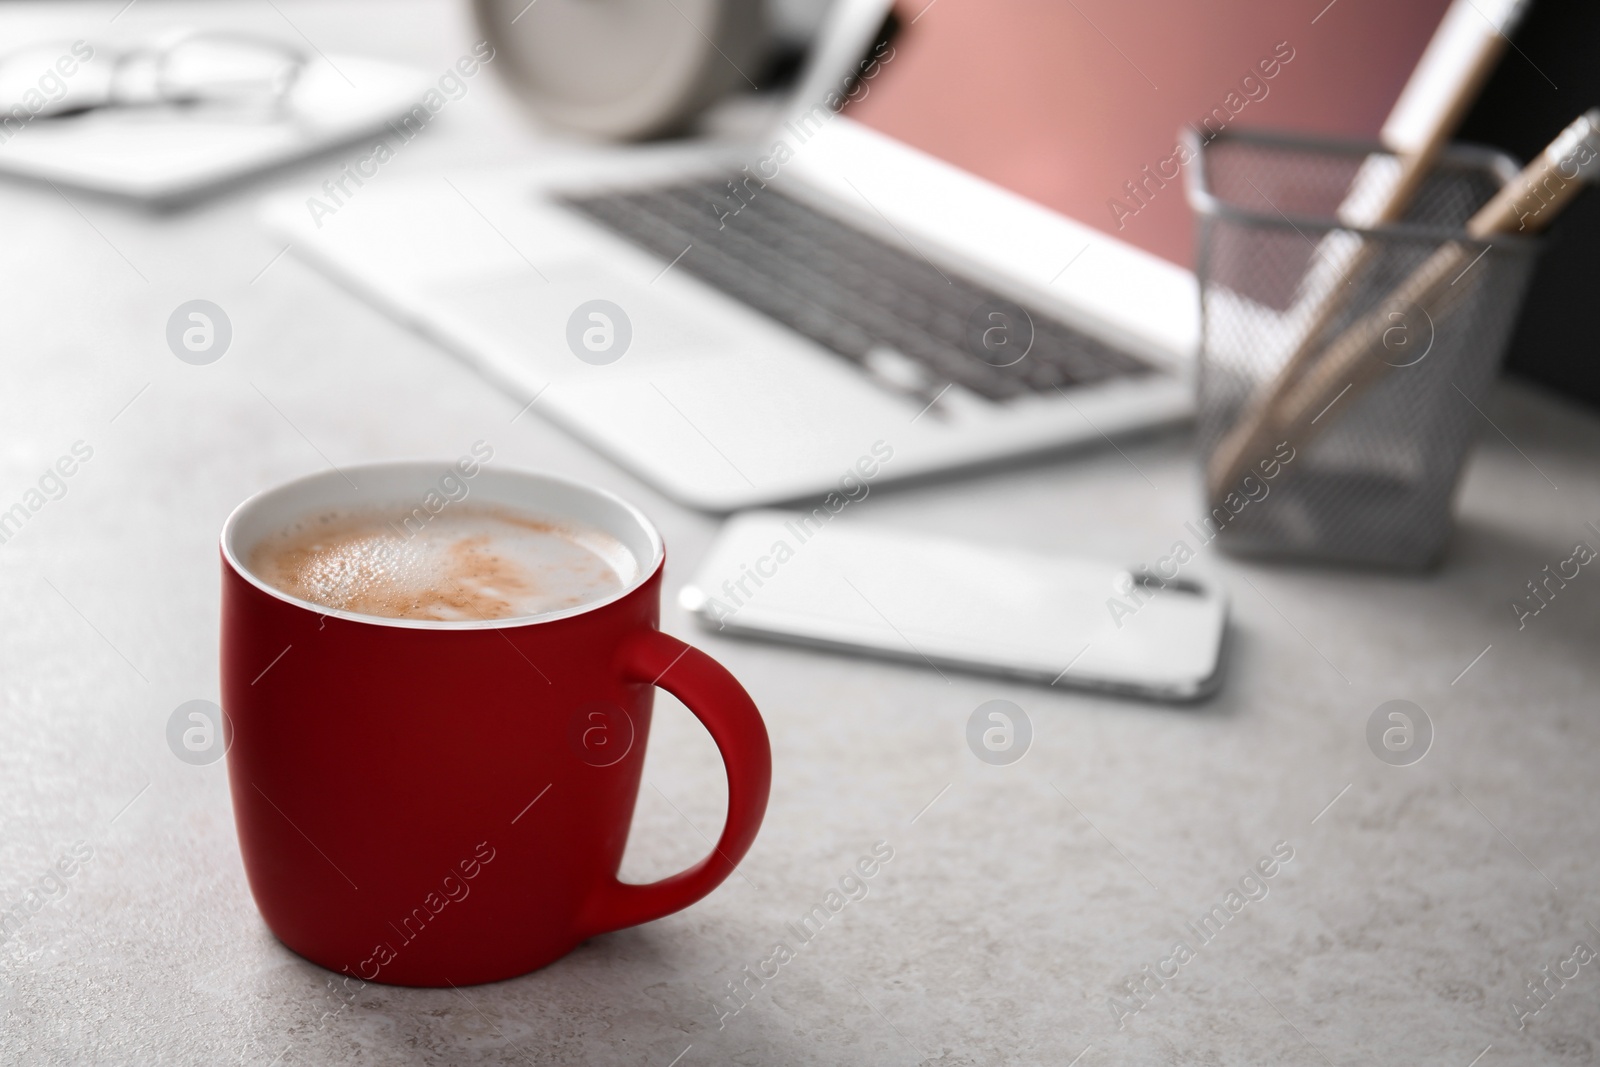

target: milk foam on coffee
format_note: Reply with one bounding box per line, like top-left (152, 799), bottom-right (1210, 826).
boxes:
top-left (249, 504), bottom-right (637, 621)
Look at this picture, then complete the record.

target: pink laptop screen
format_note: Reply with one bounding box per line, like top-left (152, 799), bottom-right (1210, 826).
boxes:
top-left (847, 0), bottom-right (1451, 267)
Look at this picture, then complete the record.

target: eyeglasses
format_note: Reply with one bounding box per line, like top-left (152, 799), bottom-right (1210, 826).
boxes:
top-left (0, 32), bottom-right (308, 121)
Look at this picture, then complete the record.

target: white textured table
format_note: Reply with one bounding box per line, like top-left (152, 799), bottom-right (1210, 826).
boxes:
top-left (3, 3), bottom-right (1599, 1064)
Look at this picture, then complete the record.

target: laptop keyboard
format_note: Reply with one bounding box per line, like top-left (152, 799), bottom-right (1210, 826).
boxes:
top-left (560, 178), bottom-right (1155, 403)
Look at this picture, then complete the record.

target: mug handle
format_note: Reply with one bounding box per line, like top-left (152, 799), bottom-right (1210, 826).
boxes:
top-left (577, 628), bottom-right (772, 938)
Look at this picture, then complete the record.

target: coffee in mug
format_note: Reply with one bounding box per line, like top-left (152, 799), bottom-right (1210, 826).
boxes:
top-left (248, 504), bottom-right (637, 622)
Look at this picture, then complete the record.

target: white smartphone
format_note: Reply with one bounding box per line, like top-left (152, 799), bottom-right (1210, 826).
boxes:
top-left (678, 512), bottom-right (1228, 701)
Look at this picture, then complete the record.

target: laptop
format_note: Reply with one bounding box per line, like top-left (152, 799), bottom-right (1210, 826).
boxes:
top-left (262, 0), bottom-right (1197, 511)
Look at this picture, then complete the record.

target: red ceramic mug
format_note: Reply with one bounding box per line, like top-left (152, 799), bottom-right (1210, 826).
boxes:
top-left (219, 463), bottom-right (771, 987)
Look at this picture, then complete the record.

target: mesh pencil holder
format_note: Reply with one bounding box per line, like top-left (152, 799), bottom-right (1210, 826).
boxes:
top-left (1185, 129), bottom-right (1539, 568)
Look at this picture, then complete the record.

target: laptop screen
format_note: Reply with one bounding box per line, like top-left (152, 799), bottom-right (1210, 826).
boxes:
top-left (846, 0), bottom-right (1451, 267)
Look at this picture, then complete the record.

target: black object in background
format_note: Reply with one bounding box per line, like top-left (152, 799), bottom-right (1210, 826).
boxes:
top-left (1457, 0), bottom-right (1600, 410)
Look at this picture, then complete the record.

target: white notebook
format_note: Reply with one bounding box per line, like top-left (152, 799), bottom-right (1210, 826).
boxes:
top-left (0, 54), bottom-right (432, 207)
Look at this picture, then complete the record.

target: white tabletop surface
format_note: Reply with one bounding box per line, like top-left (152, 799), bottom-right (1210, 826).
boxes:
top-left (3, 3), bottom-right (1599, 1065)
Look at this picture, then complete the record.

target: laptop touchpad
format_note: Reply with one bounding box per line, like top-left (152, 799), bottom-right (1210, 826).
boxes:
top-left (432, 260), bottom-right (744, 370)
